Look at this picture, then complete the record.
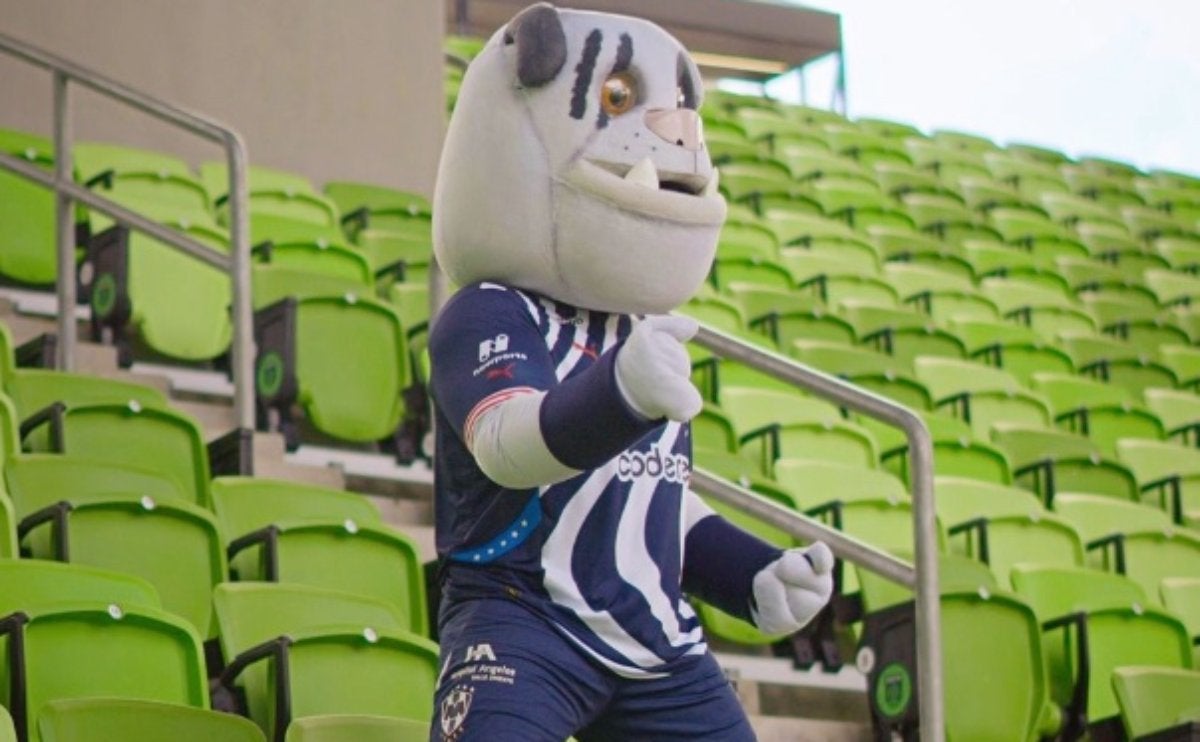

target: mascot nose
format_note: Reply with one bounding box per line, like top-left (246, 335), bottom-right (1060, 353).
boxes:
top-left (644, 108), bottom-right (704, 151)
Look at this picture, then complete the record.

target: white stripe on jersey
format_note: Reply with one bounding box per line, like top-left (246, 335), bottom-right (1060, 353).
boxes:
top-left (614, 423), bottom-right (702, 648)
top-left (541, 463), bottom-right (665, 669)
top-left (599, 312), bottom-right (621, 354)
top-left (513, 289), bottom-right (541, 325)
top-left (554, 318), bottom-right (590, 381)
top-left (539, 297), bottom-right (563, 351)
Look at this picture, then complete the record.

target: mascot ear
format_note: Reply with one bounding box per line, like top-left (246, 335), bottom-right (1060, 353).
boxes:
top-left (503, 3), bottom-right (567, 87)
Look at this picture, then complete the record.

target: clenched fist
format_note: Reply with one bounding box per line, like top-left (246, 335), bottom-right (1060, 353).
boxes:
top-left (751, 542), bottom-right (835, 636)
top-left (615, 315), bottom-right (703, 422)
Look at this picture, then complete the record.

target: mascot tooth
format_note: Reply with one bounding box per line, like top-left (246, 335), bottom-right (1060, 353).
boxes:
top-left (429, 5), bottom-right (833, 740)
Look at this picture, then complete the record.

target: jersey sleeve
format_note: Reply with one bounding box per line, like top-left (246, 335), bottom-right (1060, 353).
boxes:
top-left (429, 283), bottom-right (557, 447)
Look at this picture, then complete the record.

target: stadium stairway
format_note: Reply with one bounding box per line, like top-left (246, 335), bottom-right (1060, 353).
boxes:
top-left (0, 292), bottom-right (876, 741)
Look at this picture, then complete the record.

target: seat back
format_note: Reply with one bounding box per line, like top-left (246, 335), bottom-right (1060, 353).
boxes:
top-left (0, 559), bottom-right (160, 613)
top-left (1112, 667), bottom-right (1200, 740)
top-left (5, 370), bottom-right (167, 419)
top-left (5, 454), bottom-right (186, 516)
top-left (38, 698), bottom-right (265, 742)
top-left (285, 715), bottom-right (428, 742)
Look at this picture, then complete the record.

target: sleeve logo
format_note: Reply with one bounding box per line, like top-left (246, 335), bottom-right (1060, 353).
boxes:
top-left (479, 333), bottom-right (510, 362)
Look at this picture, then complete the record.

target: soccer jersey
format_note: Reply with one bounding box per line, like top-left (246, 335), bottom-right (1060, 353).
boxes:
top-left (429, 282), bottom-right (711, 678)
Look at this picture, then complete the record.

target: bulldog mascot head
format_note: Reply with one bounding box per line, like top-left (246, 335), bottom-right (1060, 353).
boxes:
top-left (433, 2), bottom-right (726, 313)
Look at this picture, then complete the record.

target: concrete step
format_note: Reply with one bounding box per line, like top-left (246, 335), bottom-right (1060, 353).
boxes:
top-left (749, 715), bottom-right (872, 742)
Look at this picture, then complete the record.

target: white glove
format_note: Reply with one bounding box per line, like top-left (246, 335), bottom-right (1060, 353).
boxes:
top-left (615, 315), bottom-right (703, 422)
top-left (751, 542), bottom-right (835, 636)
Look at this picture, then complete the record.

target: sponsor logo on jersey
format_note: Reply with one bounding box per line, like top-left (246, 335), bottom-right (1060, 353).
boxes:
top-left (616, 444), bottom-right (691, 484)
top-left (479, 334), bottom-right (510, 362)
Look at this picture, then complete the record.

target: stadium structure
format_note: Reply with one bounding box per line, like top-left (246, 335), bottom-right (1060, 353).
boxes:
top-left (0, 0), bottom-right (1198, 739)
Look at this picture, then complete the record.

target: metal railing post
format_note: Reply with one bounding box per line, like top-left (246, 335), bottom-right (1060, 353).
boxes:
top-left (224, 134), bottom-right (255, 430)
top-left (690, 324), bottom-right (944, 742)
top-left (52, 70), bottom-right (76, 372)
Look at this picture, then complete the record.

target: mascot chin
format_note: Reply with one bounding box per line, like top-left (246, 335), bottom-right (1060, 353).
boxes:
top-left (429, 5), bottom-right (832, 740)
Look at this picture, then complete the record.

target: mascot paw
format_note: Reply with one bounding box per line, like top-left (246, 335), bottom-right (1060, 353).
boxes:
top-left (750, 542), bottom-right (834, 636)
top-left (615, 315), bottom-right (703, 422)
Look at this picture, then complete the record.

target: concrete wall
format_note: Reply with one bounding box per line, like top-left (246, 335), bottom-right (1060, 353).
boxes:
top-left (0, 0), bottom-right (445, 195)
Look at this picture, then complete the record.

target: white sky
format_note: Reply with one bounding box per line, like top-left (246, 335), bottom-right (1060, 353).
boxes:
top-left (745, 0), bottom-right (1200, 177)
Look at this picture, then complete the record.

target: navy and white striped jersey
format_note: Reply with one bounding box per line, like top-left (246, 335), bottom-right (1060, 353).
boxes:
top-left (429, 282), bottom-right (717, 678)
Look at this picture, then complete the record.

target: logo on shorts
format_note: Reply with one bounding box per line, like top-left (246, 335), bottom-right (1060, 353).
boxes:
top-left (440, 684), bottom-right (475, 740)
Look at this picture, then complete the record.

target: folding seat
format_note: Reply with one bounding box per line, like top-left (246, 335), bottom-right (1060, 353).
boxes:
top-left (780, 103), bottom-right (848, 128)
top-left (285, 715), bottom-right (427, 742)
top-left (1149, 168), bottom-right (1200, 192)
top-left (1145, 268), bottom-right (1200, 308)
top-left (1004, 142), bottom-right (1072, 168)
top-left (789, 338), bottom-right (932, 411)
top-left (881, 263), bottom-right (999, 322)
top-left (1061, 166), bottom-right (1145, 209)
top-left (1056, 255), bottom-right (1145, 293)
top-left (761, 130), bottom-right (831, 157)
top-left (870, 162), bottom-right (962, 202)
top-left (75, 142), bottom-right (208, 219)
top-left (323, 181), bottom-right (430, 220)
top-left (1051, 493), bottom-right (1200, 599)
top-left (803, 178), bottom-right (916, 231)
top-left (680, 295), bottom-right (774, 354)
top-left (213, 582), bottom-right (438, 741)
top-left (984, 151), bottom-right (1070, 197)
top-left (1039, 191), bottom-right (1127, 231)
top-left (0, 130), bottom-right (65, 286)
top-left (692, 446), bottom-right (764, 486)
top-left (716, 386), bottom-right (878, 473)
top-left (1116, 439), bottom-right (1200, 526)
top-left (715, 159), bottom-right (796, 210)
top-left (838, 300), bottom-right (966, 364)
top-left (991, 423), bottom-right (1139, 505)
top-left (946, 318), bottom-right (1074, 385)
top-left (989, 207), bottom-right (1091, 262)
top-left (87, 218), bottom-right (233, 363)
top-left (867, 411), bottom-right (1013, 485)
top-left (717, 219), bottom-right (780, 261)
top-left (3, 370), bottom-right (167, 421)
top-left (780, 252), bottom-right (896, 306)
top-left (693, 405), bottom-right (739, 453)
top-left (955, 176), bottom-right (1042, 216)
top-left (905, 139), bottom-right (992, 183)
top-left (723, 283), bottom-right (821, 324)
top-left (1169, 305), bottom-right (1200, 343)
top-left (354, 230), bottom-right (432, 282)
top-left (705, 129), bottom-right (761, 163)
top-left (709, 257), bottom-right (793, 292)
top-left (930, 129), bottom-right (998, 153)
top-left (1011, 565), bottom-right (1193, 733)
top-left (252, 240), bottom-right (375, 309)
top-left (1029, 372), bottom-right (1165, 454)
top-left (913, 356), bottom-right (1052, 438)
top-left (1159, 578), bottom-right (1200, 658)
top-left (1144, 387), bottom-right (1200, 444)
top-left (22, 401), bottom-right (212, 508)
top-left (1079, 293), bottom-right (1190, 354)
top-left (854, 118), bottom-right (922, 140)
top-left (0, 599), bottom-right (208, 742)
top-left (0, 558), bottom-right (160, 612)
top-left (764, 211), bottom-right (880, 269)
top-left (901, 192), bottom-right (1002, 244)
top-left (856, 557), bottom-right (1061, 741)
top-left (211, 477), bottom-right (427, 637)
top-left (1056, 333), bottom-right (1178, 396)
top-left (732, 107), bottom-right (793, 142)
top-left (750, 191), bottom-right (825, 221)
top-left (821, 126), bottom-right (913, 167)
top-left (38, 698), bottom-right (265, 742)
top-left (255, 294), bottom-right (411, 446)
top-left (1155, 235), bottom-right (1200, 272)
top-left (387, 281), bottom-right (431, 339)
top-left (960, 238), bottom-right (1044, 278)
top-left (866, 225), bottom-right (975, 279)
top-left (1123, 205), bottom-right (1197, 244)
top-left (237, 192), bottom-right (345, 245)
top-left (1076, 156), bottom-right (1143, 182)
top-left (1111, 667), bottom-right (1200, 740)
top-left (0, 707), bottom-right (12, 742)
top-left (776, 148), bottom-right (876, 188)
top-left (979, 277), bottom-right (1099, 339)
top-left (200, 162), bottom-right (316, 202)
top-left (773, 460), bottom-right (908, 506)
top-left (933, 476), bottom-right (1083, 586)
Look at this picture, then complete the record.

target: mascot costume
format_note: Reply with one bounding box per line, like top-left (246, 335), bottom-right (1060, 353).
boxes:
top-left (429, 4), bottom-right (833, 740)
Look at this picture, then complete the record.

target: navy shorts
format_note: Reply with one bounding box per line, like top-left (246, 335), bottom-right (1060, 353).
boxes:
top-left (430, 597), bottom-right (755, 742)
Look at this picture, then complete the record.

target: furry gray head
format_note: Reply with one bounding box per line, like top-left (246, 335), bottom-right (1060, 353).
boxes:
top-left (434, 3), bottom-right (726, 314)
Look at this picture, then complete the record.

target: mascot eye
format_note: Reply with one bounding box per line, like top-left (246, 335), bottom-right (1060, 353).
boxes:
top-left (600, 73), bottom-right (638, 116)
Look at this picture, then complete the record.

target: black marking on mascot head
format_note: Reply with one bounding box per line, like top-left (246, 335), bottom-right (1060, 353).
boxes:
top-left (504, 3), bottom-right (567, 88)
top-left (570, 29), bottom-right (603, 120)
top-left (596, 33), bottom-right (634, 129)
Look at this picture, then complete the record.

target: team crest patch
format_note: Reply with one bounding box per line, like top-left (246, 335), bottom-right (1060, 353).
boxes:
top-left (440, 684), bottom-right (475, 740)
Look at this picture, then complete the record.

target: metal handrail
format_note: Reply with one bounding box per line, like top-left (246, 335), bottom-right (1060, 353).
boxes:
top-left (0, 31), bottom-right (254, 430)
top-left (689, 323), bottom-right (943, 741)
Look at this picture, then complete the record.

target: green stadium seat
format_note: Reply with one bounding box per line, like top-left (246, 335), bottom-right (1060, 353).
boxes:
top-left (1039, 191), bottom-right (1128, 231)
top-left (1051, 493), bottom-right (1200, 598)
top-left (913, 356), bottom-right (1052, 438)
top-left (718, 219), bottom-right (780, 261)
top-left (211, 477), bottom-right (427, 636)
top-left (732, 107), bottom-right (793, 141)
top-left (0, 559), bottom-right (160, 612)
top-left (930, 129), bottom-right (998, 153)
top-left (905, 139), bottom-right (992, 183)
top-left (1077, 156), bottom-right (1143, 181)
top-left (22, 401), bottom-right (211, 508)
top-left (956, 176), bottom-right (1043, 216)
top-left (838, 300), bottom-right (966, 364)
top-left (774, 460), bottom-right (908, 505)
top-left (388, 282), bottom-right (431, 334)
top-left (789, 339), bottom-right (933, 410)
top-left (882, 263), bottom-right (998, 322)
top-left (871, 162), bottom-right (962, 202)
top-left (0, 601), bottom-right (208, 742)
top-left (979, 277), bottom-right (1099, 338)
top-left (961, 239), bottom-right (1042, 278)
top-left (38, 698), bottom-right (265, 742)
top-left (693, 404), bottom-right (739, 452)
top-left (1011, 565), bottom-right (1193, 729)
top-left (766, 211), bottom-right (881, 268)
top-left (1145, 268), bottom-right (1200, 308)
top-left (285, 715), bottom-right (428, 742)
top-left (255, 294), bottom-right (411, 445)
top-left (877, 412), bottom-right (1014, 485)
top-left (1061, 166), bottom-right (1144, 209)
top-left (0, 129), bottom-right (79, 287)
top-left (1123, 206), bottom-right (1197, 244)
top-left (901, 192), bottom-right (1002, 244)
top-left (0, 706), bottom-right (11, 742)
top-left (88, 218), bottom-right (233, 363)
top-left (782, 251), bottom-right (895, 305)
top-left (252, 240), bottom-right (374, 309)
top-left (1116, 439), bottom-right (1200, 526)
top-left (855, 118), bottom-right (922, 140)
top-left (710, 257), bottom-right (793, 292)
top-left (73, 142), bottom-right (191, 182)
top-left (857, 560), bottom-right (1059, 741)
top-left (3, 369), bottom-right (167, 420)
top-left (1159, 577), bottom-right (1200, 663)
top-left (1144, 387), bottom-right (1200, 444)
top-left (1149, 169), bottom-right (1200, 192)
top-left (989, 208), bottom-right (1091, 262)
top-left (213, 582), bottom-right (438, 740)
top-left (200, 162), bottom-right (315, 202)
top-left (723, 284), bottom-right (821, 323)
top-left (323, 181), bottom-right (430, 219)
top-left (236, 191), bottom-right (345, 245)
top-left (991, 423), bottom-right (1139, 504)
top-left (778, 147), bottom-right (875, 185)
top-left (947, 318), bottom-right (1075, 385)
top-left (716, 159), bottom-right (795, 209)
top-left (1029, 372), bottom-right (1165, 454)
top-left (1155, 236), bottom-right (1200, 272)
top-left (822, 126), bottom-right (913, 167)
top-left (1111, 667), bottom-right (1200, 740)
top-left (1058, 332), bottom-right (1178, 396)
